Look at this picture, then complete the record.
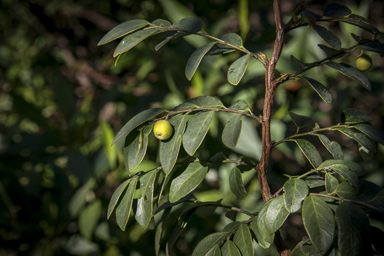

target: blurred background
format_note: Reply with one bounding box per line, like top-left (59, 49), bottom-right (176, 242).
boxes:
top-left (1, 0), bottom-right (383, 255)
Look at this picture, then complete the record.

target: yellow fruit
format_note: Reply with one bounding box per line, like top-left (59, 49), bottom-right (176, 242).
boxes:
top-left (355, 53), bottom-right (372, 71)
top-left (153, 120), bottom-right (173, 140)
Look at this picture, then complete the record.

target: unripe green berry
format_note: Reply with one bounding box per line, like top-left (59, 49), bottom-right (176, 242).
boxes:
top-left (153, 120), bottom-right (173, 140)
top-left (355, 53), bottom-right (372, 71)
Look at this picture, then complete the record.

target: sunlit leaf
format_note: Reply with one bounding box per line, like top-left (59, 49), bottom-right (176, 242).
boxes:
top-left (302, 77), bottom-right (332, 103)
top-left (113, 28), bottom-right (159, 57)
top-left (250, 216), bottom-right (273, 249)
top-left (284, 179), bottom-right (309, 213)
top-left (222, 114), bottom-right (242, 148)
top-left (302, 196), bottom-right (335, 255)
top-left (305, 174), bottom-right (325, 188)
top-left (98, 19), bottom-right (150, 45)
top-left (288, 111), bottom-right (313, 129)
top-left (318, 159), bottom-right (365, 176)
top-left (192, 232), bottom-right (229, 256)
top-left (126, 125), bottom-right (152, 172)
top-left (229, 167), bottom-right (247, 199)
top-left (107, 179), bottom-right (130, 219)
top-left (292, 139), bottom-right (322, 168)
top-left (325, 62), bottom-right (371, 91)
top-left (233, 224), bottom-right (253, 256)
top-left (264, 195), bottom-right (290, 233)
top-left (183, 111), bottom-right (214, 156)
top-left (186, 42), bottom-right (217, 80)
top-left (323, 3), bottom-right (351, 17)
top-left (318, 134), bottom-right (343, 160)
top-left (227, 53), bottom-right (251, 85)
top-left (116, 177), bottom-right (138, 231)
top-left (314, 25), bottom-right (341, 50)
top-left (353, 123), bottom-right (384, 146)
top-left (255, 200), bottom-right (275, 244)
top-left (206, 244), bottom-right (221, 256)
top-left (221, 240), bottom-right (241, 256)
top-left (169, 162), bottom-right (208, 203)
top-left (135, 170), bottom-right (158, 229)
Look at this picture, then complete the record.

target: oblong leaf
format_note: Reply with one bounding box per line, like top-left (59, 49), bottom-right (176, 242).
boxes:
top-left (172, 17), bottom-right (203, 33)
top-left (112, 108), bottom-right (165, 145)
top-left (336, 127), bottom-right (376, 154)
top-left (255, 200), bottom-right (275, 245)
top-left (233, 224), bottom-right (253, 256)
top-left (288, 111), bottom-right (313, 129)
top-left (113, 28), bottom-right (159, 57)
top-left (305, 174), bottom-right (325, 188)
top-left (323, 3), bottom-right (351, 17)
top-left (341, 14), bottom-right (380, 34)
top-left (314, 25), bottom-right (341, 50)
top-left (353, 123), bottom-right (384, 146)
top-left (325, 62), bottom-right (371, 91)
top-left (222, 114), bottom-right (242, 148)
top-left (329, 164), bottom-right (359, 188)
top-left (359, 42), bottom-right (384, 54)
top-left (186, 42), bottom-right (217, 80)
top-left (291, 245), bottom-right (322, 256)
top-left (135, 170), bottom-right (158, 229)
top-left (206, 33), bottom-right (242, 56)
top-left (229, 167), bottom-right (247, 199)
top-left (183, 111), bottom-right (215, 156)
top-left (126, 125), bottom-right (153, 171)
top-left (318, 134), bottom-right (343, 160)
top-left (292, 139), bottom-right (322, 168)
top-left (116, 177), bottom-right (138, 231)
top-left (325, 173), bottom-right (339, 193)
top-left (186, 96), bottom-right (224, 108)
top-left (265, 195), bottom-right (290, 233)
top-left (290, 55), bottom-right (313, 68)
top-left (107, 179), bottom-right (130, 219)
top-left (302, 77), bottom-right (332, 103)
top-left (192, 232), bottom-right (228, 256)
top-left (302, 196), bottom-right (335, 255)
top-left (336, 181), bottom-right (358, 200)
top-left (221, 240), bottom-right (241, 256)
top-left (206, 244), bottom-right (221, 256)
top-left (228, 99), bottom-right (250, 111)
top-left (319, 159), bottom-right (365, 177)
top-left (284, 179), bottom-right (309, 213)
top-left (169, 162), bottom-right (209, 203)
top-left (318, 44), bottom-right (346, 59)
top-left (98, 19), bottom-right (150, 45)
top-left (160, 114), bottom-right (187, 174)
top-left (341, 108), bottom-right (372, 124)
top-left (227, 53), bottom-right (251, 85)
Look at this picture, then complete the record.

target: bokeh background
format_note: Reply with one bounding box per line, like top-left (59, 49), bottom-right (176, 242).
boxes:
top-left (1, 0), bottom-right (383, 255)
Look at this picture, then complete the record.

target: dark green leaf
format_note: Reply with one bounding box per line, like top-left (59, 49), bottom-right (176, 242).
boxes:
top-left (113, 28), bottom-right (159, 57)
top-left (183, 111), bottom-right (214, 156)
top-left (160, 114), bottom-right (187, 174)
top-left (336, 128), bottom-right (376, 155)
top-left (227, 54), bottom-right (251, 85)
top-left (116, 177), bottom-right (138, 231)
top-left (341, 14), bottom-right (380, 34)
top-left (264, 195), bottom-right (290, 233)
top-left (336, 181), bottom-right (358, 200)
top-left (229, 167), bottom-right (247, 199)
top-left (206, 244), bottom-right (221, 256)
top-left (292, 139), bottom-right (322, 168)
top-left (318, 44), bottom-right (346, 59)
top-left (291, 245), bottom-right (322, 256)
top-left (318, 134), bottom-right (343, 160)
top-left (325, 173), bottom-right (339, 193)
top-left (169, 162), bottom-right (208, 203)
top-left (284, 179), bottom-right (309, 213)
top-left (359, 42), bottom-right (384, 54)
top-left (290, 55), bottom-right (312, 68)
top-left (336, 202), bottom-right (371, 256)
top-left (155, 193), bottom-right (195, 214)
top-left (302, 77), bottom-right (332, 103)
top-left (341, 108), bottom-right (372, 124)
top-left (228, 99), bottom-right (250, 111)
top-left (98, 19), bottom-right (150, 45)
top-left (171, 102), bottom-right (198, 111)
top-left (305, 174), bottom-right (325, 188)
top-left (319, 159), bottom-right (366, 177)
top-left (250, 216), bottom-right (273, 249)
top-left (192, 232), bottom-right (228, 256)
top-left (222, 114), bottom-right (242, 148)
top-left (113, 108), bottom-right (165, 145)
top-left (210, 152), bottom-right (228, 162)
top-left (126, 125), bottom-right (152, 171)
top-left (255, 200), bottom-right (275, 245)
top-left (172, 17), bottom-right (203, 33)
top-left (323, 3), bottom-right (351, 17)
top-left (325, 62), bottom-right (371, 91)
top-left (302, 196), bottom-right (335, 255)
top-left (186, 42), bottom-right (217, 80)
top-left (107, 179), bottom-right (130, 219)
top-left (302, 9), bottom-right (321, 20)
top-left (357, 180), bottom-right (383, 201)
top-left (233, 224), bottom-right (253, 256)
top-left (135, 170), bottom-right (158, 229)
top-left (354, 123), bottom-right (384, 145)
top-left (79, 200), bottom-right (102, 240)
top-left (314, 26), bottom-right (341, 50)
top-left (206, 33), bottom-right (242, 56)
top-left (186, 96), bottom-right (224, 108)
top-left (221, 240), bottom-right (241, 256)
top-left (329, 164), bottom-right (359, 188)
top-left (288, 111), bottom-right (313, 129)
top-left (152, 19), bottom-right (171, 27)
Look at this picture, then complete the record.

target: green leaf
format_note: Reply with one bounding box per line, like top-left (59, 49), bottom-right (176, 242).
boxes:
top-left (185, 96), bottom-right (224, 108)
top-left (305, 174), bottom-right (325, 188)
top-left (221, 240), bottom-right (241, 256)
top-left (341, 108), bottom-right (372, 124)
top-left (126, 125), bottom-right (152, 172)
top-left (113, 108), bottom-right (165, 145)
top-left (192, 232), bottom-right (228, 256)
top-left (135, 170), bottom-right (158, 229)
top-left (288, 111), bottom-right (313, 129)
top-left (113, 28), bottom-right (159, 57)
top-left (229, 167), bottom-right (247, 199)
top-left (341, 14), bottom-right (380, 34)
top-left (325, 173), bottom-right (339, 193)
top-left (314, 25), bottom-right (341, 50)
top-left (222, 114), bottom-right (242, 148)
top-left (250, 217), bottom-right (273, 249)
top-left (172, 17), bottom-right (203, 33)
top-left (325, 62), bottom-right (371, 91)
top-left (160, 114), bottom-right (187, 174)
top-left (302, 77), bottom-right (332, 103)
top-left (152, 19), bottom-right (171, 27)
top-left (206, 244), bottom-right (221, 256)
top-left (206, 33), bottom-right (242, 55)
top-left (185, 42), bottom-right (217, 80)
top-left (290, 55), bottom-right (312, 68)
top-left (233, 224), bottom-right (253, 256)
top-left (328, 164), bottom-right (359, 188)
top-left (323, 3), bottom-right (351, 17)
top-left (98, 19), bottom-right (150, 45)
top-left (336, 202), bottom-right (371, 256)
top-left (183, 111), bottom-right (214, 156)
top-left (79, 200), bottom-right (102, 240)
top-left (319, 160), bottom-right (365, 177)
top-left (107, 179), bottom-right (130, 219)
top-left (318, 134), bottom-right (343, 160)
top-left (291, 245), bottom-right (322, 256)
top-left (227, 53), bottom-right (251, 85)
top-left (116, 177), bottom-right (138, 231)
top-left (302, 196), bottom-right (335, 255)
top-left (336, 128), bottom-right (376, 155)
top-left (264, 195), bottom-right (290, 234)
top-left (169, 162), bottom-right (208, 203)
top-left (228, 99), bottom-right (250, 111)
top-left (255, 200), bottom-right (275, 245)
top-left (284, 179), bottom-right (309, 213)
top-left (354, 123), bottom-right (384, 146)
top-left (336, 181), bottom-right (358, 200)
top-left (359, 42), bottom-right (384, 54)
top-left (292, 139), bottom-right (322, 168)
